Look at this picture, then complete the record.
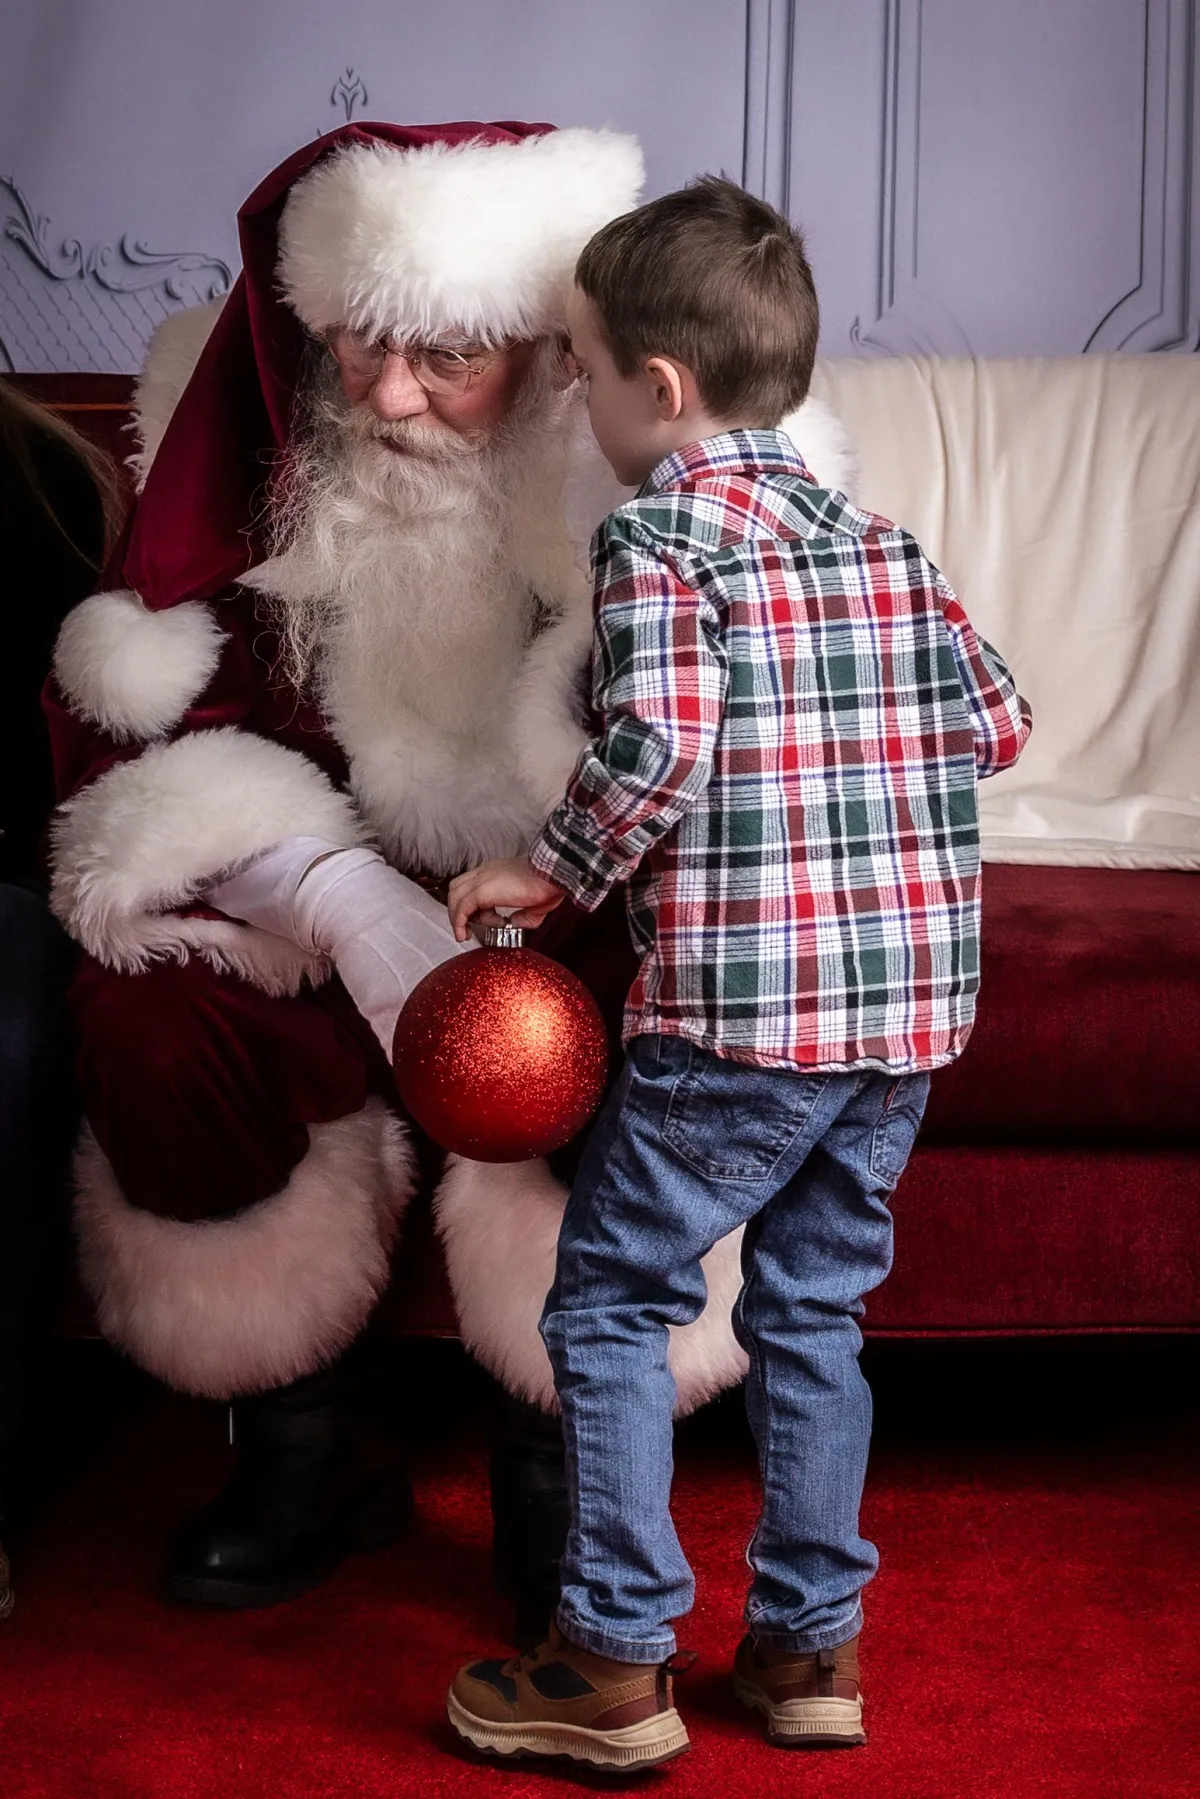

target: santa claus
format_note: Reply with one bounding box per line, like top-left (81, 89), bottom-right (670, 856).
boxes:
top-left (44, 121), bottom-right (857, 1631)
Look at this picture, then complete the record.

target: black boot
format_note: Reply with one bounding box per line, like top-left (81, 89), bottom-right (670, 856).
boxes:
top-left (489, 1393), bottom-right (570, 1650)
top-left (161, 1360), bottom-right (413, 1609)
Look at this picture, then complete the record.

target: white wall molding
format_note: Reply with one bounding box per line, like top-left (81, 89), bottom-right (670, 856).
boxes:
top-left (742, 0), bottom-right (796, 212)
top-left (1084, 0), bottom-right (1199, 351)
top-left (0, 175), bottom-right (232, 374)
top-left (849, 0), bottom-right (973, 355)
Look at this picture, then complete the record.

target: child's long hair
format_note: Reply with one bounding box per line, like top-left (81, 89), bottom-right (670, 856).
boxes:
top-left (0, 380), bottom-right (125, 565)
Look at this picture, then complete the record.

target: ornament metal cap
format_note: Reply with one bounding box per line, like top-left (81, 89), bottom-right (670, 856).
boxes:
top-left (483, 921), bottom-right (525, 949)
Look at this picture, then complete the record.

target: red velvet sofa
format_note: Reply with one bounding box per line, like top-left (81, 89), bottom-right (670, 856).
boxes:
top-left (20, 374), bottom-right (1200, 1340)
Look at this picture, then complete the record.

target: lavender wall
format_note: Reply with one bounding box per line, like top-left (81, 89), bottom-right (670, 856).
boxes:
top-left (1, 0), bottom-right (1196, 371)
top-left (788, 0), bottom-right (1200, 355)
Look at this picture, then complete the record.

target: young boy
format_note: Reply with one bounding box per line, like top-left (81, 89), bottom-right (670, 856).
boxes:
top-left (445, 176), bottom-right (1030, 1772)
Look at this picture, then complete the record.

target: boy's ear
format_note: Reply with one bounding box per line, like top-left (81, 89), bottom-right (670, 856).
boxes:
top-left (645, 356), bottom-right (686, 423)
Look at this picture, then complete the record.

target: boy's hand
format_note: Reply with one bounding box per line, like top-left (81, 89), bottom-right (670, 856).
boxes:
top-left (448, 857), bottom-right (566, 943)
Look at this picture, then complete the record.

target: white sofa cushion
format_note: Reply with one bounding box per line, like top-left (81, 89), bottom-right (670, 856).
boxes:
top-left (811, 353), bottom-right (1200, 870)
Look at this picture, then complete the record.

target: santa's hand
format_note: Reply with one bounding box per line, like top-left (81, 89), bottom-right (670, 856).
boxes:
top-left (207, 838), bottom-right (472, 1052)
top-left (448, 857), bottom-right (566, 943)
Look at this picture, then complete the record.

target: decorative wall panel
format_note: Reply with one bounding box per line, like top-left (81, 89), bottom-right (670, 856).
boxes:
top-left (788, 0), bottom-right (1198, 355)
top-left (0, 177), bottom-right (232, 373)
top-left (743, 0), bottom-right (796, 214)
top-left (1084, 0), bottom-right (1199, 349)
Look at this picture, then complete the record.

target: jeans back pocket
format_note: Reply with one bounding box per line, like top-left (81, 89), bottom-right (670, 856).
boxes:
top-left (867, 1076), bottom-right (930, 1189)
top-left (658, 1042), bottom-right (826, 1183)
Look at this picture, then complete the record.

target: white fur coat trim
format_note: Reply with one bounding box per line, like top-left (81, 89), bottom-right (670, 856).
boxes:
top-left (53, 590), bottom-right (227, 743)
top-left (278, 130), bottom-right (645, 346)
top-left (510, 596), bottom-right (594, 817)
top-left (434, 1156), bottom-right (749, 1415)
top-left (779, 397), bottom-right (860, 500)
top-left (74, 1101), bottom-right (413, 1399)
top-left (50, 725), bottom-right (365, 993)
top-left (129, 297), bottom-right (225, 487)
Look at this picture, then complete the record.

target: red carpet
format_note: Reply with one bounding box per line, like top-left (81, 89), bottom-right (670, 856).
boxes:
top-left (1, 1343), bottom-right (1197, 1799)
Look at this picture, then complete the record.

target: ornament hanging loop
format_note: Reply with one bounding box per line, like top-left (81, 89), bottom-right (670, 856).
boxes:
top-left (482, 921), bottom-right (525, 950)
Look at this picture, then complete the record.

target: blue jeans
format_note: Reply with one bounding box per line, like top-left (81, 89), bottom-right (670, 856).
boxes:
top-left (540, 1033), bottom-right (929, 1663)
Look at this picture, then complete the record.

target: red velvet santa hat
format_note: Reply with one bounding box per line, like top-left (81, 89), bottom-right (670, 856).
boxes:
top-left (122, 121), bottom-right (643, 613)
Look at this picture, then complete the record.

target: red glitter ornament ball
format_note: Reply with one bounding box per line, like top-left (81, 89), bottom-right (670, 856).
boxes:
top-left (393, 930), bottom-right (609, 1162)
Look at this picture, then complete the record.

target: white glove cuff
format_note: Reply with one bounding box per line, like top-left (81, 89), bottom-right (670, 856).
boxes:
top-left (205, 838), bottom-right (473, 1054)
top-left (205, 836), bottom-right (351, 950)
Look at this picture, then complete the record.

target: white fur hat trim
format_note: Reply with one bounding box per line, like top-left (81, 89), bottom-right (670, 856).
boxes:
top-left (277, 128), bottom-right (644, 346)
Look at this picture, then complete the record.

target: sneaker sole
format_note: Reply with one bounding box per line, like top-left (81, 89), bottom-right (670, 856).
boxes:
top-left (447, 1690), bottom-right (691, 1770)
top-left (733, 1675), bottom-right (866, 1748)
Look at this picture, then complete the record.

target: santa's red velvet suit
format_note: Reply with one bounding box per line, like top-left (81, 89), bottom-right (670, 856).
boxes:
top-left (44, 122), bottom-right (858, 1611)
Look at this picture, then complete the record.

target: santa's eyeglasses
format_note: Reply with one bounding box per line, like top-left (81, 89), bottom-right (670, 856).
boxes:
top-left (325, 325), bottom-right (512, 394)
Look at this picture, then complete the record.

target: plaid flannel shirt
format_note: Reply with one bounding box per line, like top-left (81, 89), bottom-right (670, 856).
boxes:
top-left (530, 430), bottom-right (1031, 1072)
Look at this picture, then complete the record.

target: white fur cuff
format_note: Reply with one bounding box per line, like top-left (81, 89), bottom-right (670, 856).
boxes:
top-left (51, 726), bottom-right (367, 994)
top-left (75, 1101), bottom-right (413, 1399)
top-left (434, 1155), bottom-right (749, 1414)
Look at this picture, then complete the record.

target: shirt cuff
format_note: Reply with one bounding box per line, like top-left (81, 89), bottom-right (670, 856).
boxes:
top-left (529, 805), bottom-right (626, 911)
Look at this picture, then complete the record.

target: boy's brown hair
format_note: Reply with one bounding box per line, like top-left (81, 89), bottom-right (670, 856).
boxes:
top-left (574, 175), bottom-right (818, 425)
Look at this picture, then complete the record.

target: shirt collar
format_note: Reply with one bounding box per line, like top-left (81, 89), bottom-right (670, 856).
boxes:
top-left (637, 428), bottom-right (810, 498)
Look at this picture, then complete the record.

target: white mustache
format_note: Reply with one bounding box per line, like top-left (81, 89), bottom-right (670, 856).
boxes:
top-left (325, 397), bottom-right (488, 461)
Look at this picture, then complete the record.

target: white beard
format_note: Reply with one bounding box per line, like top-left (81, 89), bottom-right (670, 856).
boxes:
top-left (244, 360), bottom-right (593, 874)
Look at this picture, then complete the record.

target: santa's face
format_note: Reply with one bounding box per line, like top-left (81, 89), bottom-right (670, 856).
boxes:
top-left (327, 329), bottom-right (540, 446)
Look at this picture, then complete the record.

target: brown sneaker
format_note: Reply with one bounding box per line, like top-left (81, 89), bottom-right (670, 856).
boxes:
top-left (448, 1623), bottom-right (692, 1771)
top-left (733, 1632), bottom-right (865, 1748)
